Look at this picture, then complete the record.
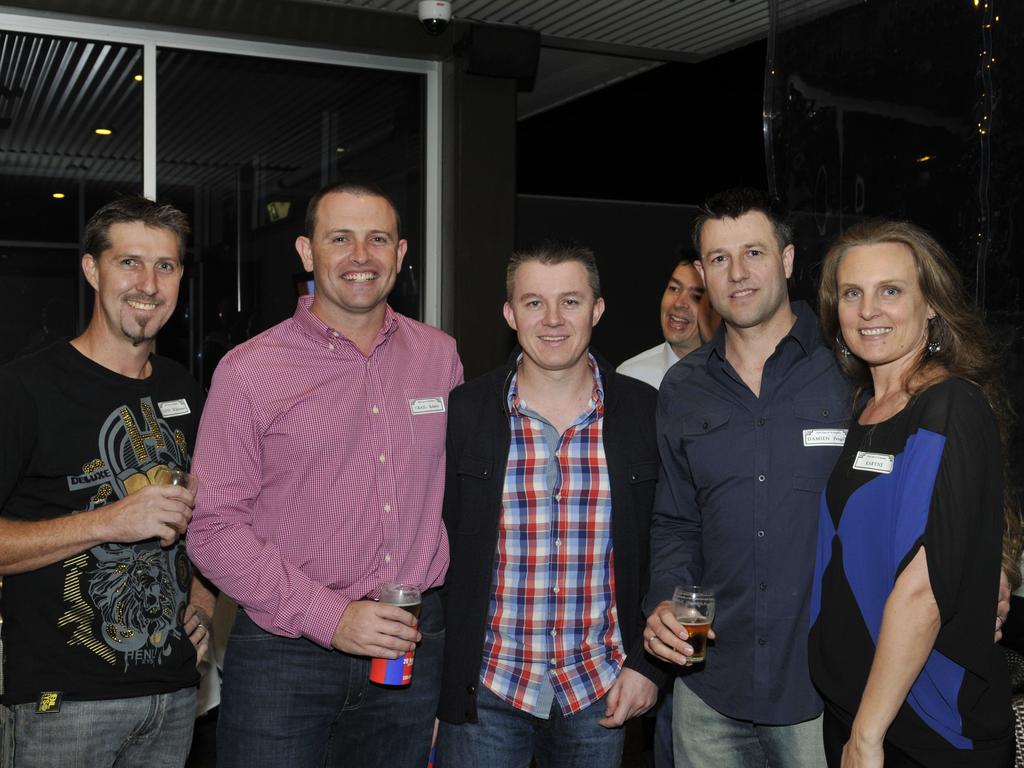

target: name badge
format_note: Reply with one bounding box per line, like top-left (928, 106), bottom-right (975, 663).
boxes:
top-left (802, 429), bottom-right (847, 447)
top-left (852, 451), bottom-right (894, 474)
top-left (158, 398), bottom-right (191, 417)
top-left (409, 397), bottom-right (445, 415)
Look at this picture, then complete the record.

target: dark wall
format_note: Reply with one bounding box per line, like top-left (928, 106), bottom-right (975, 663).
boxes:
top-left (516, 196), bottom-right (700, 368)
top-left (517, 41), bottom-right (768, 205)
top-left (446, 69), bottom-right (519, 379)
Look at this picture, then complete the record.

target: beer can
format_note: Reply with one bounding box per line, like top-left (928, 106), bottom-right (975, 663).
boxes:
top-left (368, 583), bottom-right (421, 686)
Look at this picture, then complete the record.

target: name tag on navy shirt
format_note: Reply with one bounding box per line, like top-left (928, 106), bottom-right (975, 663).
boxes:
top-left (158, 398), bottom-right (191, 417)
top-left (802, 429), bottom-right (847, 447)
top-left (852, 451), bottom-right (894, 474)
top-left (409, 396), bottom-right (445, 415)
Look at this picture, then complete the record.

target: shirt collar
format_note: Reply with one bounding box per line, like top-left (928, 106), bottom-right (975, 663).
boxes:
top-left (708, 300), bottom-right (818, 365)
top-left (292, 295), bottom-right (399, 348)
top-left (507, 352), bottom-right (606, 419)
top-left (661, 341), bottom-right (681, 374)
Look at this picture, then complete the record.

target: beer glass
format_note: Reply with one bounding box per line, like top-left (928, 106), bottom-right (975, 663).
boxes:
top-left (153, 466), bottom-right (196, 491)
top-left (672, 586), bottom-right (715, 663)
top-left (369, 583), bottom-right (422, 686)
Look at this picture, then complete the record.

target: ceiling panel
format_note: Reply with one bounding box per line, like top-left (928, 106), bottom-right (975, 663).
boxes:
top-left (320, 0), bottom-right (861, 59)
top-left (315, 0), bottom-right (862, 115)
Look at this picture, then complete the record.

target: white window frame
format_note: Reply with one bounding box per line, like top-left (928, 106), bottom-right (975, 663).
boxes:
top-left (0, 9), bottom-right (443, 326)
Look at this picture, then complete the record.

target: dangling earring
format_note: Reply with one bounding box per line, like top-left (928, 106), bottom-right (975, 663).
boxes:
top-left (835, 334), bottom-right (851, 358)
top-left (926, 315), bottom-right (941, 356)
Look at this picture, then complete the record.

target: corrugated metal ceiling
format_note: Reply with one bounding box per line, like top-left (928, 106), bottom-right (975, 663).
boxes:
top-left (321, 0), bottom-right (860, 60)
top-left (318, 0), bottom-right (861, 116)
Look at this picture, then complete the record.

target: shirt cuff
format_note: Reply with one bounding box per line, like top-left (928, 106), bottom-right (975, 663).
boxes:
top-left (302, 587), bottom-right (353, 648)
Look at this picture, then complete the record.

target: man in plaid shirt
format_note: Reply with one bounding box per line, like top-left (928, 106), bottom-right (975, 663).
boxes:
top-left (436, 243), bottom-right (664, 767)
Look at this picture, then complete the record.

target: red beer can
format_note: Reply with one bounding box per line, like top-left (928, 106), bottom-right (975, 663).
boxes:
top-left (368, 583), bottom-right (421, 686)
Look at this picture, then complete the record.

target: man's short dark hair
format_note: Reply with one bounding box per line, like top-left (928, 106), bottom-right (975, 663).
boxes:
top-left (506, 241), bottom-right (601, 301)
top-left (83, 196), bottom-right (190, 260)
top-left (690, 188), bottom-right (792, 255)
top-left (304, 181), bottom-right (402, 239)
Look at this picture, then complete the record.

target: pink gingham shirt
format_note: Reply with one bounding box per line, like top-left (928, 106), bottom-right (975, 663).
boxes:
top-left (187, 297), bottom-right (463, 648)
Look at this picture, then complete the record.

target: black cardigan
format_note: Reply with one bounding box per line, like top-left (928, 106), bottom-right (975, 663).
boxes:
top-left (437, 351), bottom-right (666, 724)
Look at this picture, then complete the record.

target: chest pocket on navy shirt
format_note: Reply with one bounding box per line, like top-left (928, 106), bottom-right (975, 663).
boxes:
top-left (679, 408), bottom-right (732, 491)
top-left (792, 398), bottom-right (849, 487)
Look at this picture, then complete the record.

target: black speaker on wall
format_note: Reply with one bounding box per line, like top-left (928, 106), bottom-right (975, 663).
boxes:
top-left (458, 22), bottom-right (541, 92)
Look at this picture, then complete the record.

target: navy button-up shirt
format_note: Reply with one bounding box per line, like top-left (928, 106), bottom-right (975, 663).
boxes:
top-left (648, 301), bottom-right (853, 725)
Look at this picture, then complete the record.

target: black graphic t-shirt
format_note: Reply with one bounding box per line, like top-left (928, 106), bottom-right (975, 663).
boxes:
top-left (809, 378), bottom-right (1012, 765)
top-left (0, 342), bottom-right (204, 705)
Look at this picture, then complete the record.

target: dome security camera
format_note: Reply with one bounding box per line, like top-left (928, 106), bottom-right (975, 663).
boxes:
top-left (417, 1), bottom-right (451, 36)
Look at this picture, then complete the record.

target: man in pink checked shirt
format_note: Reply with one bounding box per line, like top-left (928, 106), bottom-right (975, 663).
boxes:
top-left (187, 181), bottom-right (463, 768)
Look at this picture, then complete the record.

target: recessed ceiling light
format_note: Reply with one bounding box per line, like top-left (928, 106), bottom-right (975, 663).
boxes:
top-left (94, 128), bottom-right (113, 136)
top-left (336, 147), bottom-right (345, 153)
top-left (52, 192), bottom-right (66, 199)
top-left (133, 74), bottom-right (143, 82)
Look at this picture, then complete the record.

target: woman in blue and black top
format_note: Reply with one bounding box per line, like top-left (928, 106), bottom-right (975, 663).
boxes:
top-left (809, 220), bottom-right (1019, 767)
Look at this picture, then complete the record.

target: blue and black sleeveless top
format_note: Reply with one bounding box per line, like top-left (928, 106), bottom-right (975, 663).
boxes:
top-left (809, 377), bottom-right (1011, 766)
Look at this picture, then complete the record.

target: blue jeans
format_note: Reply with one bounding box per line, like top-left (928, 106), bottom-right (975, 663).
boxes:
top-left (653, 688), bottom-right (674, 768)
top-left (216, 589), bottom-right (443, 768)
top-left (436, 684), bottom-right (625, 768)
top-left (672, 678), bottom-right (824, 768)
top-left (4, 687), bottom-right (195, 768)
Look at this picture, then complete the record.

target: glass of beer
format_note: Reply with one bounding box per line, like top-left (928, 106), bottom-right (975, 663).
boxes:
top-left (369, 583), bottom-right (421, 686)
top-left (672, 586), bottom-right (715, 664)
top-left (153, 466), bottom-right (196, 491)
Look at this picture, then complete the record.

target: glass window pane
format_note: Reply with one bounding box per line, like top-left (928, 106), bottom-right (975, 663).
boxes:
top-left (0, 31), bottom-right (143, 364)
top-left (156, 48), bottom-right (425, 385)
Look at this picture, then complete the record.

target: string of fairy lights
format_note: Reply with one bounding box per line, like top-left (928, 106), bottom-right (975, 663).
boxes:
top-left (973, 0), bottom-right (995, 308)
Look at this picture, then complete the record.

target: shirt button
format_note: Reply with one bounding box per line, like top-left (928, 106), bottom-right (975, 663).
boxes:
top-left (550, 658), bottom-right (557, 666)
top-left (822, 409), bottom-right (830, 417)
top-left (328, 343), bottom-right (335, 351)
top-left (757, 417), bottom-right (766, 426)
top-left (757, 530), bottom-right (765, 538)
top-left (758, 474), bottom-right (766, 482)
top-left (759, 582), bottom-right (767, 591)
top-left (372, 405), bottom-right (379, 414)
top-left (379, 453), bottom-right (386, 463)
top-left (552, 587), bottom-right (560, 594)
top-left (383, 503), bottom-right (391, 513)
top-left (555, 539), bottom-right (562, 548)
top-left (467, 684), bottom-right (476, 694)
top-left (384, 554), bottom-right (391, 563)
top-left (759, 637), bottom-right (767, 645)
top-left (550, 629), bottom-right (557, 637)
top-left (331, 331), bottom-right (339, 338)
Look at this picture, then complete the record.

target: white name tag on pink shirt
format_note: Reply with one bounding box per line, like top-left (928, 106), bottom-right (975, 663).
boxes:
top-left (158, 398), bottom-right (191, 417)
top-left (852, 451), bottom-right (894, 474)
top-left (409, 397), bottom-right (445, 415)
top-left (802, 429), bottom-right (847, 447)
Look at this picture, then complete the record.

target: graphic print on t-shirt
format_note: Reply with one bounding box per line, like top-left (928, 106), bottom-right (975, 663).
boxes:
top-left (57, 395), bottom-right (192, 669)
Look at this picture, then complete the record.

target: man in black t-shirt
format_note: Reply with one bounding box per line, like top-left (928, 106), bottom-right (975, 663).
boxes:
top-left (0, 197), bottom-right (214, 768)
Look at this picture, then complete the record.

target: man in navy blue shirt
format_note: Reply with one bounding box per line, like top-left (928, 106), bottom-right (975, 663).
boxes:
top-left (643, 188), bottom-right (851, 767)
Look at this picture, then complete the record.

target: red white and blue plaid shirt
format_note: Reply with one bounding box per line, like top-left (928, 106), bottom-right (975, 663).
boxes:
top-left (480, 355), bottom-right (624, 717)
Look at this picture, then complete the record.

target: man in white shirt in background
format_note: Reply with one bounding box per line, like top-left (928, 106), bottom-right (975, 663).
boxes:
top-left (615, 255), bottom-right (717, 768)
top-left (618, 256), bottom-right (718, 388)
